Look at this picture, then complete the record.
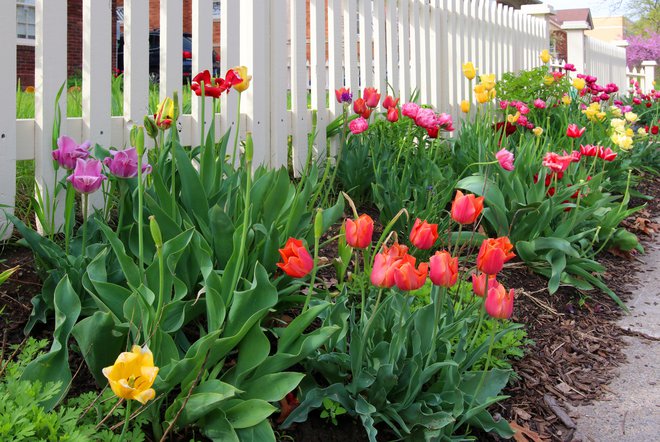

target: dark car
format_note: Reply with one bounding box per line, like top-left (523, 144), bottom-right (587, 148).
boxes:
top-left (116, 31), bottom-right (220, 82)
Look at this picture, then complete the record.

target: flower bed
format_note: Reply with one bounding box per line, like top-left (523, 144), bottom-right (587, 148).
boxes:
top-left (1, 55), bottom-right (659, 441)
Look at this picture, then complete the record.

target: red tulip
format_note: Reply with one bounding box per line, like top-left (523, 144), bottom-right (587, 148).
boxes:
top-left (476, 237), bottom-right (515, 275)
top-left (542, 152), bottom-right (572, 173)
top-left (426, 126), bottom-right (439, 138)
top-left (363, 87), bottom-right (381, 108)
top-left (393, 255), bottom-right (428, 291)
top-left (580, 144), bottom-right (599, 157)
top-left (276, 238), bottom-right (314, 278)
top-left (382, 95), bottom-right (399, 109)
top-left (409, 218), bottom-right (439, 250)
top-left (566, 124), bottom-right (586, 138)
top-left (598, 147), bottom-right (617, 161)
top-left (472, 272), bottom-right (497, 297)
top-left (651, 125), bottom-right (659, 135)
top-left (386, 106), bottom-right (399, 122)
top-left (353, 98), bottom-right (371, 118)
top-left (484, 280), bottom-right (514, 319)
top-left (450, 190), bottom-right (484, 225)
top-left (345, 214), bottom-right (374, 249)
top-left (429, 251), bottom-right (458, 288)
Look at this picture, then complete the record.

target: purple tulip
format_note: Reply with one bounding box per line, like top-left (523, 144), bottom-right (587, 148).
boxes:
top-left (52, 135), bottom-right (91, 170)
top-left (67, 158), bottom-right (107, 194)
top-left (103, 148), bottom-right (152, 179)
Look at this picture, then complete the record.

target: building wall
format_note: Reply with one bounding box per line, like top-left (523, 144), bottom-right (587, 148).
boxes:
top-left (16, 0), bottom-right (117, 88)
top-left (585, 16), bottom-right (631, 42)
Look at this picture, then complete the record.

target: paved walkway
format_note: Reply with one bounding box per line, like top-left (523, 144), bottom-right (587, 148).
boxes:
top-left (574, 228), bottom-right (660, 442)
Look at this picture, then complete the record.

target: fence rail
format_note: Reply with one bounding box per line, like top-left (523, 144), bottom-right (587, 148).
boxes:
top-left (4, 0), bottom-right (551, 237)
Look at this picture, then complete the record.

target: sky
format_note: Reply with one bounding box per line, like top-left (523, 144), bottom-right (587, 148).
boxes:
top-left (546, 0), bottom-right (629, 18)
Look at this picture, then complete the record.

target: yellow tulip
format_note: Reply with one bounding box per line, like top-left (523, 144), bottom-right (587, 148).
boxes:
top-left (539, 49), bottom-right (551, 64)
top-left (155, 97), bottom-right (174, 130)
top-left (638, 127), bottom-right (647, 137)
top-left (476, 91), bottom-right (490, 104)
top-left (462, 62), bottom-right (477, 80)
top-left (532, 127), bottom-right (544, 137)
top-left (102, 345), bottom-right (159, 404)
top-left (609, 106), bottom-right (622, 117)
top-left (231, 66), bottom-right (252, 93)
top-left (625, 112), bottom-right (638, 123)
top-left (596, 111), bottom-right (607, 121)
top-left (543, 76), bottom-right (554, 86)
top-left (480, 74), bottom-right (496, 91)
top-left (460, 100), bottom-right (470, 113)
top-left (507, 111), bottom-right (520, 124)
top-left (473, 84), bottom-right (485, 94)
top-left (561, 95), bottom-right (572, 105)
top-left (572, 78), bottom-right (585, 91)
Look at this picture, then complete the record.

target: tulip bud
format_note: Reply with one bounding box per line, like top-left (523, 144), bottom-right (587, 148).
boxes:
top-left (245, 132), bottom-right (254, 163)
top-left (149, 216), bottom-right (163, 249)
top-left (314, 208), bottom-right (324, 241)
top-left (143, 116), bottom-right (158, 139)
top-left (172, 91), bottom-right (180, 122)
top-left (135, 125), bottom-right (145, 157)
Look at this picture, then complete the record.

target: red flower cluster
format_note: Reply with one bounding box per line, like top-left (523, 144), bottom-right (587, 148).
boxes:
top-left (191, 69), bottom-right (242, 98)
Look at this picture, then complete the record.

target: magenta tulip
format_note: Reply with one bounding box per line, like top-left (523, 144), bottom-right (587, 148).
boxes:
top-left (67, 158), bottom-right (107, 194)
top-left (103, 148), bottom-right (152, 179)
top-left (52, 135), bottom-right (91, 170)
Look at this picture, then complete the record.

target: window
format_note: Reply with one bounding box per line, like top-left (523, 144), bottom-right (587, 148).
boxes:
top-left (17, 0), bottom-right (36, 41)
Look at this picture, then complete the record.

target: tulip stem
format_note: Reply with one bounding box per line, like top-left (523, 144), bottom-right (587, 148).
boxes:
top-left (459, 325), bottom-right (496, 429)
top-left (137, 156), bottom-right (145, 281)
top-left (170, 131), bottom-right (177, 219)
top-left (119, 400), bottom-right (132, 439)
top-left (303, 219), bottom-right (322, 313)
top-left (469, 301), bottom-right (486, 349)
top-left (81, 193), bottom-right (89, 255)
top-left (231, 92), bottom-right (242, 168)
top-left (425, 285), bottom-right (444, 368)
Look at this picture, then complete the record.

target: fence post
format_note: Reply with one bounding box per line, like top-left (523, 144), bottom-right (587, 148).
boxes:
top-left (191, 0), bottom-right (214, 148)
top-left (520, 4), bottom-right (554, 42)
top-left (642, 60), bottom-right (657, 93)
top-left (561, 20), bottom-right (590, 74)
top-left (0, 1), bottom-right (17, 239)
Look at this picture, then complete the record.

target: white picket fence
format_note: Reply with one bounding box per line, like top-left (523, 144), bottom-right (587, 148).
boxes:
top-left (1, 0), bottom-right (550, 237)
top-left (627, 62), bottom-right (658, 93)
top-left (584, 36), bottom-right (627, 89)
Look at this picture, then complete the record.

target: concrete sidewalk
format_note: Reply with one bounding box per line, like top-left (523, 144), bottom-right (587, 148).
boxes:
top-left (574, 230), bottom-right (660, 442)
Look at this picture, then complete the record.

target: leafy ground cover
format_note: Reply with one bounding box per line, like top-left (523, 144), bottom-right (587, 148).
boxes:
top-left (1, 57), bottom-right (659, 441)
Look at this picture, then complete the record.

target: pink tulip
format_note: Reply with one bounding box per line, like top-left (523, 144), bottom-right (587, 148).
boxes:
top-left (484, 280), bottom-right (514, 319)
top-left (414, 108), bottom-right (437, 130)
top-left (52, 135), bottom-right (91, 170)
top-left (533, 98), bottom-right (546, 109)
top-left (349, 117), bottom-right (369, 134)
top-left (103, 148), bottom-right (152, 179)
top-left (429, 251), bottom-right (458, 288)
top-left (402, 102), bottom-right (420, 119)
top-left (67, 158), bottom-right (107, 194)
top-left (542, 152), bottom-right (573, 173)
top-left (496, 148), bottom-right (515, 171)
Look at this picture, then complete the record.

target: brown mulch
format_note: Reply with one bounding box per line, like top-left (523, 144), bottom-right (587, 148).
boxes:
top-left (486, 174), bottom-right (660, 442)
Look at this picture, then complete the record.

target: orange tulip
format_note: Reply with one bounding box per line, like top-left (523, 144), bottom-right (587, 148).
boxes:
top-left (429, 251), bottom-right (458, 288)
top-left (370, 243), bottom-right (409, 288)
top-left (345, 214), bottom-right (374, 249)
top-left (471, 272), bottom-right (497, 297)
top-left (276, 238), bottom-right (314, 278)
top-left (450, 190), bottom-right (484, 225)
top-left (476, 237), bottom-right (515, 275)
top-left (393, 255), bottom-right (428, 291)
top-left (484, 280), bottom-right (514, 319)
top-left (409, 218), bottom-right (439, 250)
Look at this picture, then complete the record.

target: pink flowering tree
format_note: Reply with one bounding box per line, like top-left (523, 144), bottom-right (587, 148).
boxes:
top-left (626, 31), bottom-right (660, 67)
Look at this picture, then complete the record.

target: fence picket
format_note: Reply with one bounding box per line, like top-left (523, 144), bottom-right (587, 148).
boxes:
top-left (123, 0), bottom-right (149, 148)
top-left (191, 0), bottom-right (213, 148)
top-left (270, 0), bottom-right (289, 168)
top-left (291, 0), bottom-right (308, 174)
top-left (345, 0), bottom-right (359, 91)
top-left (0, 1), bottom-right (16, 238)
top-left (159, 0), bottom-right (183, 104)
top-left (359, 0), bottom-right (374, 89)
top-left (386, 0), bottom-right (399, 97)
top-left (310, 0), bottom-right (327, 158)
top-left (373, 0), bottom-right (387, 98)
top-left (220, 1), bottom-right (240, 139)
top-left (398, 0), bottom-right (411, 100)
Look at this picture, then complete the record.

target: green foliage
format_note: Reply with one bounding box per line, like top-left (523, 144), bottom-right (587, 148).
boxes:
top-left (283, 288), bottom-right (518, 441)
top-left (0, 338), bottom-right (138, 442)
top-left (496, 66), bottom-right (570, 104)
top-left (320, 398), bottom-right (347, 425)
